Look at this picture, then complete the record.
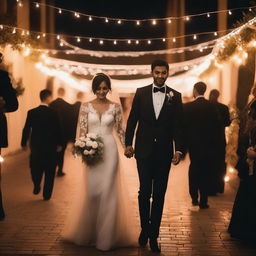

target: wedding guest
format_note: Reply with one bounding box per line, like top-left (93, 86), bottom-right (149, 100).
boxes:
top-left (208, 89), bottom-right (231, 194)
top-left (21, 89), bottom-right (62, 200)
top-left (0, 52), bottom-right (19, 220)
top-left (228, 100), bottom-right (256, 240)
top-left (70, 91), bottom-right (84, 142)
top-left (183, 82), bottom-right (219, 209)
top-left (50, 87), bottom-right (73, 176)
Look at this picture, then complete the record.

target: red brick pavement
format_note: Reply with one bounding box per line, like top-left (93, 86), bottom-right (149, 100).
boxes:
top-left (0, 148), bottom-right (256, 256)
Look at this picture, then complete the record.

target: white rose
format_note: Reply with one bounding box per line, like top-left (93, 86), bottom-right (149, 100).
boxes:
top-left (74, 140), bottom-right (80, 147)
top-left (86, 140), bottom-right (92, 147)
top-left (92, 141), bottom-right (98, 149)
top-left (83, 150), bottom-right (90, 155)
top-left (79, 142), bottom-right (86, 148)
top-left (89, 149), bottom-right (96, 155)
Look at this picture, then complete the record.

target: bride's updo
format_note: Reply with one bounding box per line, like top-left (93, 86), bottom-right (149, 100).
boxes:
top-left (92, 73), bottom-right (111, 94)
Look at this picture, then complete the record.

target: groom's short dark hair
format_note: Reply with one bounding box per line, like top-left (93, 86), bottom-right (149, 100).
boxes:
top-left (151, 59), bottom-right (169, 72)
top-left (194, 82), bottom-right (207, 95)
top-left (40, 89), bottom-right (52, 101)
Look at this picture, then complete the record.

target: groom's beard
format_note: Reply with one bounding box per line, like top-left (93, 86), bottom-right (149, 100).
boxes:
top-left (154, 78), bottom-right (166, 87)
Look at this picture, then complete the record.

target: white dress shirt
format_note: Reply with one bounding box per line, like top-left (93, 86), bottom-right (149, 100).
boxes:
top-left (152, 84), bottom-right (166, 119)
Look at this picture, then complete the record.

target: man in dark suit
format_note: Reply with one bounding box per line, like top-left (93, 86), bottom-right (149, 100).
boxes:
top-left (70, 91), bottom-right (84, 142)
top-left (183, 82), bottom-right (219, 209)
top-left (0, 52), bottom-right (19, 220)
top-left (21, 89), bottom-right (62, 200)
top-left (125, 60), bottom-right (184, 252)
top-left (209, 89), bottom-right (231, 194)
top-left (50, 87), bottom-right (72, 176)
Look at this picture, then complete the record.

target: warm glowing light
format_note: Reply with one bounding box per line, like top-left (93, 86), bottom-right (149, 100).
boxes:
top-left (147, 40), bottom-right (151, 44)
top-left (105, 18), bottom-right (109, 23)
top-left (89, 38), bottom-right (92, 42)
top-left (0, 25), bottom-right (3, 30)
top-left (99, 40), bottom-right (104, 44)
top-left (113, 40), bottom-right (117, 45)
top-left (193, 34), bottom-right (197, 40)
top-left (59, 42), bottom-right (64, 46)
top-left (43, 33), bottom-right (46, 37)
top-left (243, 51), bottom-right (248, 59)
top-left (136, 20), bottom-right (140, 25)
top-left (172, 38), bottom-right (176, 42)
top-left (136, 40), bottom-right (139, 44)
top-left (18, 2), bottom-right (23, 7)
top-left (23, 48), bottom-right (31, 56)
top-left (207, 13), bottom-right (210, 18)
top-left (168, 19), bottom-right (172, 24)
top-left (37, 35), bottom-right (41, 39)
top-left (0, 155), bottom-right (4, 163)
top-left (185, 16), bottom-right (190, 21)
top-left (228, 167), bottom-right (235, 173)
top-left (117, 20), bottom-right (122, 24)
top-left (77, 37), bottom-right (81, 42)
top-left (224, 176), bottom-right (230, 182)
top-left (228, 10), bottom-right (232, 15)
top-left (152, 20), bottom-right (156, 25)
top-left (12, 28), bottom-right (16, 34)
top-left (57, 35), bottom-right (60, 40)
top-left (41, 53), bottom-right (47, 59)
top-left (36, 3), bottom-right (39, 8)
top-left (184, 66), bottom-right (189, 70)
top-left (89, 16), bottom-right (92, 21)
top-left (26, 31), bottom-right (30, 35)
top-left (128, 40), bottom-right (131, 44)
top-left (214, 32), bottom-right (218, 36)
top-left (58, 9), bottom-right (62, 14)
top-left (162, 38), bottom-right (166, 42)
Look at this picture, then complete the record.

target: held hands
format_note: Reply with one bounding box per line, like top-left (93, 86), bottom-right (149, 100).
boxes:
top-left (172, 151), bottom-right (182, 165)
top-left (247, 146), bottom-right (256, 159)
top-left (124, 146), bottom-right (134, 158)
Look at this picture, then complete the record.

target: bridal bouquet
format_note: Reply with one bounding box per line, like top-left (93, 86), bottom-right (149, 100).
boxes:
top-left (73, 133), bottom-right (104, 166)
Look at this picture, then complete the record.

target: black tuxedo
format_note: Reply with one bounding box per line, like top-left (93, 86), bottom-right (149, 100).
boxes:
top-left (50, 98), bottom-right (73, 174)
top-left (0, 69), bottom-right (18, 219)
top-left (183, 97), bottom-right (219, 205)
top-left (211, 101), bottom-right (231, 193)
top-left (125, 84), bottom-right (184, 238)
top-left (21, 105), bottom-right (62, 199)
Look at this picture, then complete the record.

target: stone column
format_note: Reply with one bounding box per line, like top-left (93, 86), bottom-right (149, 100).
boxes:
top-left (218, 0), bottom-right (228, 36)
top-left (17, 0), bottom-right (30, 30)
top-left (166, 0), bottom-right (185, 63)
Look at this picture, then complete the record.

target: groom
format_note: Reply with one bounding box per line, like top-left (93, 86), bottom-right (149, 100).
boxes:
top-left (125, 59), bottom-right (184, 252)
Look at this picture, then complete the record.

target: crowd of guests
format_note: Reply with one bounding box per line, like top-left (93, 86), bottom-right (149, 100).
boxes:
top-left (0, 51), bottom-right (255, 244)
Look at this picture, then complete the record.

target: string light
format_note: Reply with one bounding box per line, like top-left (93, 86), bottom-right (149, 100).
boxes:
top-left (136, 40), bottom-right (139, 44)
top-left (0, 25), bottom-right (3, 30)
top-left (162, 38), bottom-right (166, 42)
top-left (12, 28), bottom-right (16, 34)
top-left (0, 155), bottom-right (4, 163)
top-left (58, 9), bottom-right (62, 14)
top-left (89, 38), bottom-right (92, 42)
top-left (168, 19), bottom-right (172, 24)
top-left (193, 34), bottom-right (197, 40)
top-left (43, 33), bottom-right (46, 37)
top-left (77, 37), bottom-right (81, 42)
top-left (114, 40), bottom-right (117, 45)
top-left (152, 20), bottom-right (157, 25)
top-left (117, 20), bottom-right (122, 24)
top-left (147, 40), bottom-right (151, 44)
top-left (173, 38), bottom-right (176, 42)
top-left (214, 32), bottom-right (218, 36)
top-left (37, 35), bottom-right (41, 39)
top-left (128, 40), bottom-right (131, 44)
top-left (105, 18), bottom-right (109, 23)
top-left (28, 2), bottom-right (255, 26)
top-left (57, 35), bottom-right (60, 40)
top-left (136, 21), bottom-right (140, 26)
top-left (99, 40), bottom-right (104, 44)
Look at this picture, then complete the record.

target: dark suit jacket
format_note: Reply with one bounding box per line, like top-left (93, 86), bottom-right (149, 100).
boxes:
top-left (213, 101), bottom-right (231, 146)
top-left (125, 84), bottom-right (184, 159)
top-left (0, 70), bottom-right (19, 147)
top-left (49, 98), bottom-right (73, 143)
top-left (183, 97), bottom-right (219, 160)
top-left (21, 105), bottom-right (62, 152)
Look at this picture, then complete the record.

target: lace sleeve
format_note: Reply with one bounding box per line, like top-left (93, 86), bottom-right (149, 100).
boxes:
top-left (76, 103), bottom-right (89, 139)
top-left (114, 104), bottom-right (125, 147)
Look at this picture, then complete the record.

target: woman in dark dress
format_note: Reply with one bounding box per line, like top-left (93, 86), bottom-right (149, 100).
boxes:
top-left (228, 101), bottom-right (256, 240)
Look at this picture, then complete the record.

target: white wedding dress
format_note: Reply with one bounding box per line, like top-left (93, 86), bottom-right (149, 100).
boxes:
top-left (62, 102), bottom-right (138, 251)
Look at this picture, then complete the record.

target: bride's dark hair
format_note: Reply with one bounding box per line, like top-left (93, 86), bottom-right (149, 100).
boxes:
top-left (92, 73), bottom-right (111, 94)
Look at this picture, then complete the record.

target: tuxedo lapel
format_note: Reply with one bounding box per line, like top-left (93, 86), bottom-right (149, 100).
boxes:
top-left (146, 84), bottom-right (157, 121)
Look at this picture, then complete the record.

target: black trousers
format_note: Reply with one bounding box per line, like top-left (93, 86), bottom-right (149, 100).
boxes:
top-left (0, 189), bottom-right (4, 218)
top-left (188, 155), bottom-right (213, 205)
top-left (30, 151), bottom-right (57, 199)
top-left (136, 146), bottom-right (172, 239)
top-left (56, 142), bottom-right (67, 173)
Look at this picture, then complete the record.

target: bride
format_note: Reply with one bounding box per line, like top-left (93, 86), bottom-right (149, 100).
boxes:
top-left (62, 73), bottom-right (138, 251)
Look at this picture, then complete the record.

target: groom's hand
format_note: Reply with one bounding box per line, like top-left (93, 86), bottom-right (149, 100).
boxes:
top-left (124, 146), bottom-right (134, 158)
top-left (172, 152), bottom-right (182, 165)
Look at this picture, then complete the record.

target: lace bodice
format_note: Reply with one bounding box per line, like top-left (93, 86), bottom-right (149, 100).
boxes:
top-left (77, 102), bottom-right (125, 146)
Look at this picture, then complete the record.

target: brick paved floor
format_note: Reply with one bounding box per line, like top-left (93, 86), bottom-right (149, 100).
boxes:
top-left (1, 147), bottom-right (256, 256)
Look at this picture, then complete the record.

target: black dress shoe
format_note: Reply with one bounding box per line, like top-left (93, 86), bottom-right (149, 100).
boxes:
top-left (192, 199), bottom-right (199, 206)
top-left (149, 238), bottom-right (161, 253)
top-left (43, 195), bottom-right (51, 200)
top-left (138, 230), bottom-right (148, 247)
top-left (199, 204), bottom-right (209, 209)
top-left (33, 186), bottom-right (41, 195)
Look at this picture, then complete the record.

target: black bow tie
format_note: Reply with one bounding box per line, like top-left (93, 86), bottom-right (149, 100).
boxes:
top-left (153, 87), bottom-right (165, 93)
